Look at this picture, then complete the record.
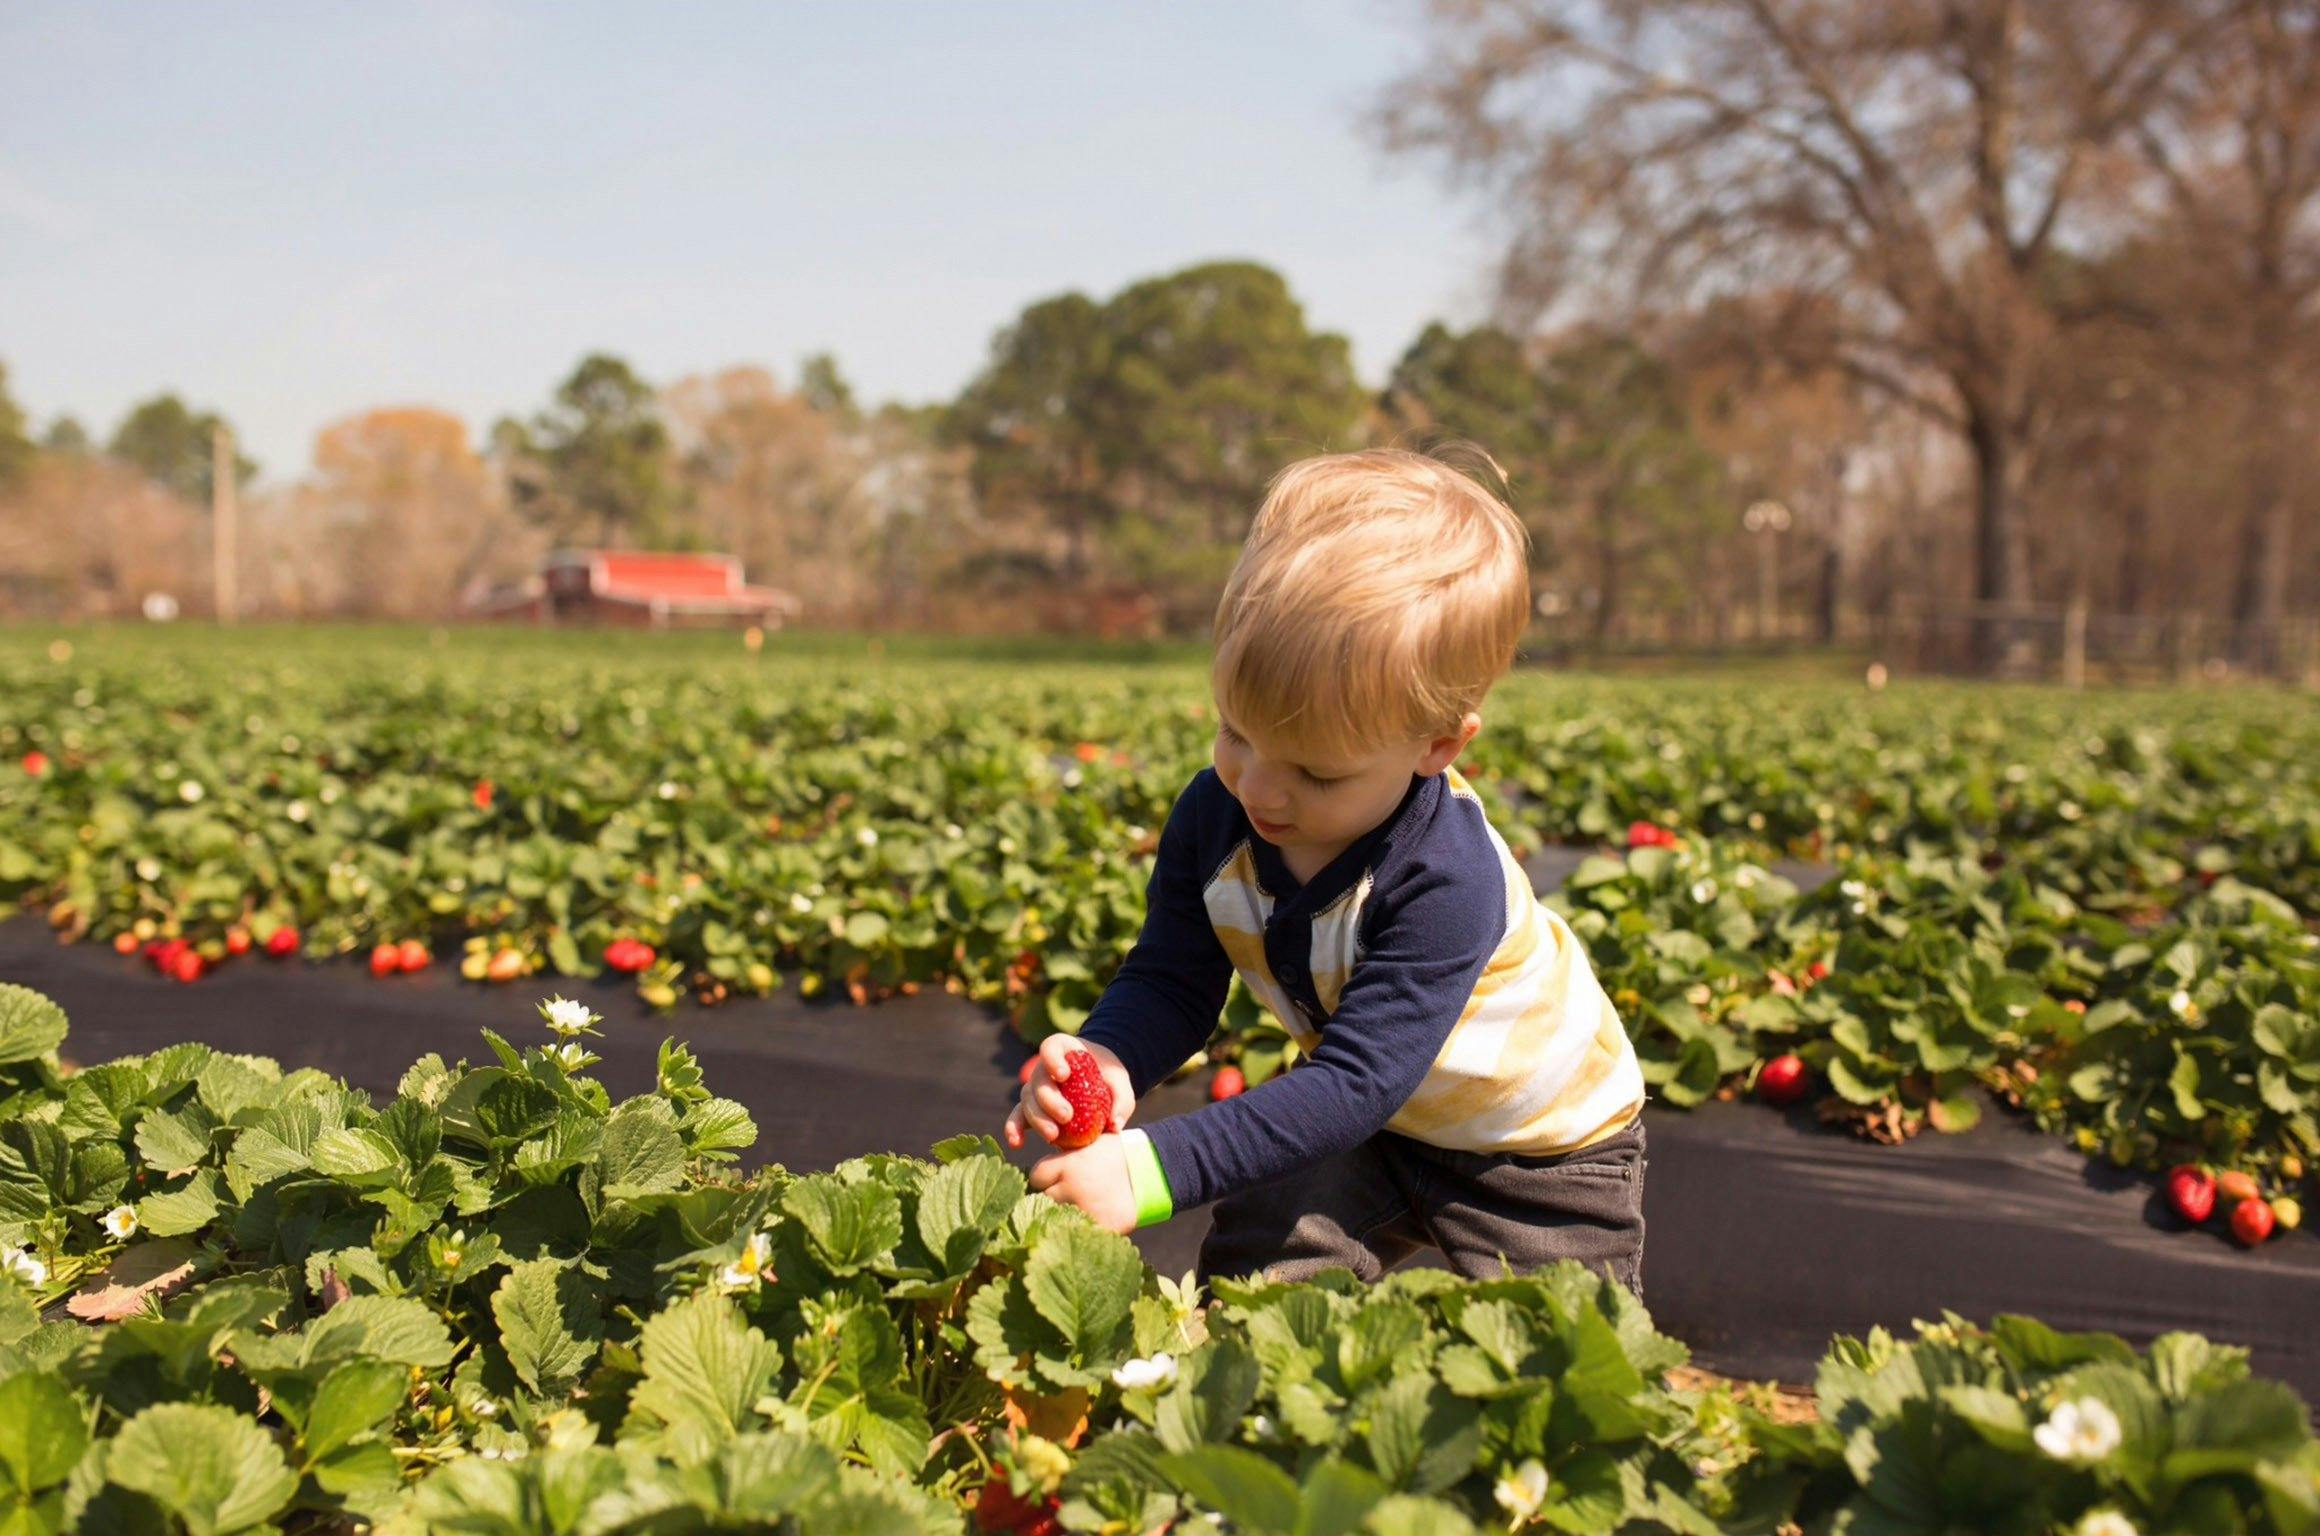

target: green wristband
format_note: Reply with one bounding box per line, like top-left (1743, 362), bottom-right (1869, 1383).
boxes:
top-left (1120, 1129), bottom-right (1175, 1229)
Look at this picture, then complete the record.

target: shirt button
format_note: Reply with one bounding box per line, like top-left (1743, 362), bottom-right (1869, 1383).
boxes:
top-left (1276, 961), bottom-right (1302, 982)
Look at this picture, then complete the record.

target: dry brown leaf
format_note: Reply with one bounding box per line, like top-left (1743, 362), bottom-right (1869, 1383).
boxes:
top-left (65, 1237), bottom-right (203, 1322)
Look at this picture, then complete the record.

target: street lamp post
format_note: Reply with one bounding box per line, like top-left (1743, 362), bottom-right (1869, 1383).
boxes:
top-left (1742, 499), bottom-right (1791, 642)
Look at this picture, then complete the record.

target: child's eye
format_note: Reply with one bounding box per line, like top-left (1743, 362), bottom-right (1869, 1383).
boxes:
top-left (1300, 769), bottom-right (1340, 789)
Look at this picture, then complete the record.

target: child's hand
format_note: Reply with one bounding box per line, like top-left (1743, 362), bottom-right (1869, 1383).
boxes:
top-left (1029, 1133), bottom-right (1138, 1234)
top-left (1003, 1035), bottom-right (1135, 1151)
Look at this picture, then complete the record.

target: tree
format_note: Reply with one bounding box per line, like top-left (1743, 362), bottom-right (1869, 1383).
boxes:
top-left (108, 393), bottom-right (257, 502)
top-left (950, 292), bottom-right (1116, 580)
top-left (305, 407), bottom-right (532, 617)
top-left (518, 354), bottom-right (679, 547)
top-left (1381, 0), bottom-right (2209, 669)
top-left (42, 416), bottom-right (90, 455)
top-left (1380, 322), bottom-right (1556, 527)
top-left (0, 361), bottom-right (30, 492)
top-left (1535, 331), bottom-right (1728, 641)
top-left (2131, 0), bottom-right (2320, 659)
top-left (664, 365), bottom-right (867, 607)
top-left (797, 353), bottom-right (859, 421)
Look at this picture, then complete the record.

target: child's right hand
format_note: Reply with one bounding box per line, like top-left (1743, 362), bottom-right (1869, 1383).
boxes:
top-left (1003, 1035), bottom-right (1136, 1151)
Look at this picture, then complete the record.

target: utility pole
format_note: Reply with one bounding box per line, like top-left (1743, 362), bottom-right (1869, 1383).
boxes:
top-left (211, 422), bottom-right (239, 624)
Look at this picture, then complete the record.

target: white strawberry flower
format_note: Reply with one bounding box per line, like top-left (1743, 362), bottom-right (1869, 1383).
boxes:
top-left (101, 1205), bottom-right (139, 1241)
top-left (718, 1230), bottom-right (775, 1293)
top-left (1493, 1458), bottom-right (1550, 1523)
top-left (1689, 878), bottom-right (1719, 905)
top-left (943, 823), bottom-right (964, 839)
top-left (789, 892), bottom-right (814, 914)
top-left (179, 780), bottom-right (204, 803)
top-left (657, 780), bottom-right (678, 800)
top-left (551, 1042), bottom-right (587, 1069)
top-left (1061, 767), bottom-right (1083, 789)
top-left (3, 1248), bottom-right (46, 1286)
top-left (470, 1397), bottom-right (500, 1420)
top-left (2076, 1512), bottom-right (2137, 1536)
top-left (538, 996), bottom-right (598, 1039)
top-left (2168, 990), bottom-right (2194, 1019)
top-left (1110, 1352), bottom-right (1178, 1391)
top-left (2034, 1397), bottom-right (2123, 1463)
top-left (855, 826), bottom-right (879, 848)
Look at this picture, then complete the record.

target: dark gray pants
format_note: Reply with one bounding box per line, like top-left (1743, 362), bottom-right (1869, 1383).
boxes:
top-left (1196, 1120), bottom-right (1647, 1296)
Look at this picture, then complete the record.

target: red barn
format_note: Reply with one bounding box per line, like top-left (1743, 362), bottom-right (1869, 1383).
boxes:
top-left (470, 550), bottom-right (801, 629)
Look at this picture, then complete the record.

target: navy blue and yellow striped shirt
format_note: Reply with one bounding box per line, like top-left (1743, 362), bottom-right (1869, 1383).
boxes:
top-left (1081, 764), bottom-right (1645, 1216)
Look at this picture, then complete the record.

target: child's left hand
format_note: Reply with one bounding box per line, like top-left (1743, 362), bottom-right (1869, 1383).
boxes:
top-left (1029, 1133), bottom-right (1138, 1234)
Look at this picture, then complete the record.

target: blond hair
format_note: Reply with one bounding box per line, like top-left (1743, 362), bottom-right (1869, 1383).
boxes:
top-left (1210, 447), bottom-right (1530, 769)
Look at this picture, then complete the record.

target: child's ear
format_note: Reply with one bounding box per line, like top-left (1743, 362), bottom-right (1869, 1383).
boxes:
top-left (1419, 713), bottom-right (1482, 775)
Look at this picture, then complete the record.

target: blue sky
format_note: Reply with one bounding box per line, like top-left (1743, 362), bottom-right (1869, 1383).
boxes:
top-left (0, 1), bottom-right (1498, 480)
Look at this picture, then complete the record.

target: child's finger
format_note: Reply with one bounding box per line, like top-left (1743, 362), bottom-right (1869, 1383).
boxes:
top-left (1002, 1106), bottom-right (1025, 1149)
top-left (1040, 1033), bottom-right (1079, 1078)
top-left (1027, 1156), bottom-right (1064, 1193)
top-left (1017, 1084), bottom-right (1059, 1143)
top-left (1036, 1082), bottom-right (1073, 1124)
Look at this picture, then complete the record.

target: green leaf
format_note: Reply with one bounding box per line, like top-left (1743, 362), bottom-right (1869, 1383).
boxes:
top-left (1362, 1375), bottom-right (1482, 1495)
top-left (0, 1371), bottom-right (87, 1493)
top-left (595, 1102), bottom-right (687, 1200)
top-left (1161, 1445), bottom-right (1303, 1533)
top-left (102, 1403), bottom-right (298, 1536)
top-left (300, 1359), bottom-right (408, 1463)
top-left (299, 1295), bottom-right (454, 1369)
top-left (1024, 1220), bottom-right (1142, 1359)
top-left (0, 987), bottom-right (67, 1068)
top-left (309, 1127), bottom-right (401, 1185)
top-left (681, 1098), bottom-right (757, 1161)
top-left (135, 1168), bottom-right (223, 1238)
top-left (914, 1156), bottom-right (1024, 1277)
top-left (130, 1107), bottom-right (215, 1175)
top-left (626, 1291), bottom-right (782, 1458)
top-left (491, 1258), bottom-right (603, 1395)
top-left (1157, 1338), bottom-right (1260, 1454)
top-left (782, 1174), bottom-right (902, 1276)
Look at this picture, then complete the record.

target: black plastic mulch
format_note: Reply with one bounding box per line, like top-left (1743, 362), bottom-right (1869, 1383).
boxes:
top-left (5, 910), bottom-right (2313, 1401)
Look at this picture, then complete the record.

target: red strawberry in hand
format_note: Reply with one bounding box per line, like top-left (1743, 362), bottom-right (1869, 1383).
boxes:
top-left (1051, 1048), bottom-right (1114, 1150)
top-left (2165, 1165), bottom-right (2217, 1224)
top-left (1756, 1053), bottom-right (1810, 1106)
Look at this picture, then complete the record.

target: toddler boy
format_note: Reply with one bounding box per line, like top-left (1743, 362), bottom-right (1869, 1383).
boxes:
top-left (1002, 448), bottom-right (1648, 1292)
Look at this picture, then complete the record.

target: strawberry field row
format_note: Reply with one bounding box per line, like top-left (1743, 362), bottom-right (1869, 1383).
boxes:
top-left (0, 982), bottom-right (2313, 1535)
top-left (2, 629), bottom-right (2316, 1234)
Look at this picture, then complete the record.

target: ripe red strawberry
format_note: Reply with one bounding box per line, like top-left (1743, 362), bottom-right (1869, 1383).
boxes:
top-left (113, 932), bottom-right (140, 956)
top-left (265, 925), bottom-right (300, 958)
top-left (1051, 1048), bottom-right (1114, 1150)
top-left (369, 943), bottom-right (401, 978)
top-left (1756, 1053), bottom-right (1810, 1106)
top-left (2165, 1165), bottom-right (2217, 1224)
top-left (2216, 1170), bottom-right (2260, 1206)
top-left (1625, 820), bottom-right (1677, 850)
top-left (1806, 960), bottom-right (1832, 983)
top-left (224, 926), bottom-right (251, 956)
top-left (486, 948), bottom-right (525, 982)
top-left (170, 949), bottom-right (204, 983)
top-left (2231, 1197), bottom-right (2276, 1247)
top-left (1211, 1065), bottom-right (1246, 1100)
top-left (21, 750), bottom-right (49, 777)
top-left (473, 778), bottom-right (494, 810)
top-left (1072, 741), bottom-right (1104, 764)
top-left (605, 938), bottom-right (656, 973)
top-left (150, 938), bottom-right (188, 974)
top-left (397, 939), bottom-right (431, 973)
top-left (975, 1478), bottom-right (1062, 1536)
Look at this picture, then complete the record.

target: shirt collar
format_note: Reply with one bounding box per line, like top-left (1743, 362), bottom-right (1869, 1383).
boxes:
top-left (1245, 771), bottom-right (1437, 917)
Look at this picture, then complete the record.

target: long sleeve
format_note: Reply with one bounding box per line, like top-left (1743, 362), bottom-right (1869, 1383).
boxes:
top-left (1140, 855), bottom-right (1506, 1210)
top-left (1076, 772), bottom-right (1235, 1099)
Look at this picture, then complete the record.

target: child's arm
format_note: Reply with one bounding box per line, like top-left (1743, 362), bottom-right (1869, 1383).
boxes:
top-left (1063, 770), bottom-right (1234, 1093)
top-left (1131, 857), bottom-right (1506, 1216)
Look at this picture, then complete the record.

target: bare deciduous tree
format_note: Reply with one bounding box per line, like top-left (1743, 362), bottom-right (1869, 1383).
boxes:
top-left (1380, 0), bottom-right (2211, 666)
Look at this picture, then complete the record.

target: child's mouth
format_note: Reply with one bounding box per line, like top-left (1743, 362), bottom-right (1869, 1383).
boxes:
top-left (1251, 814), bottom-right (1293, 838)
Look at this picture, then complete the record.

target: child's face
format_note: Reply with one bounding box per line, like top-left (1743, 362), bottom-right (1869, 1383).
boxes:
top-left (1212, 705), bottom-right (1481, 858)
